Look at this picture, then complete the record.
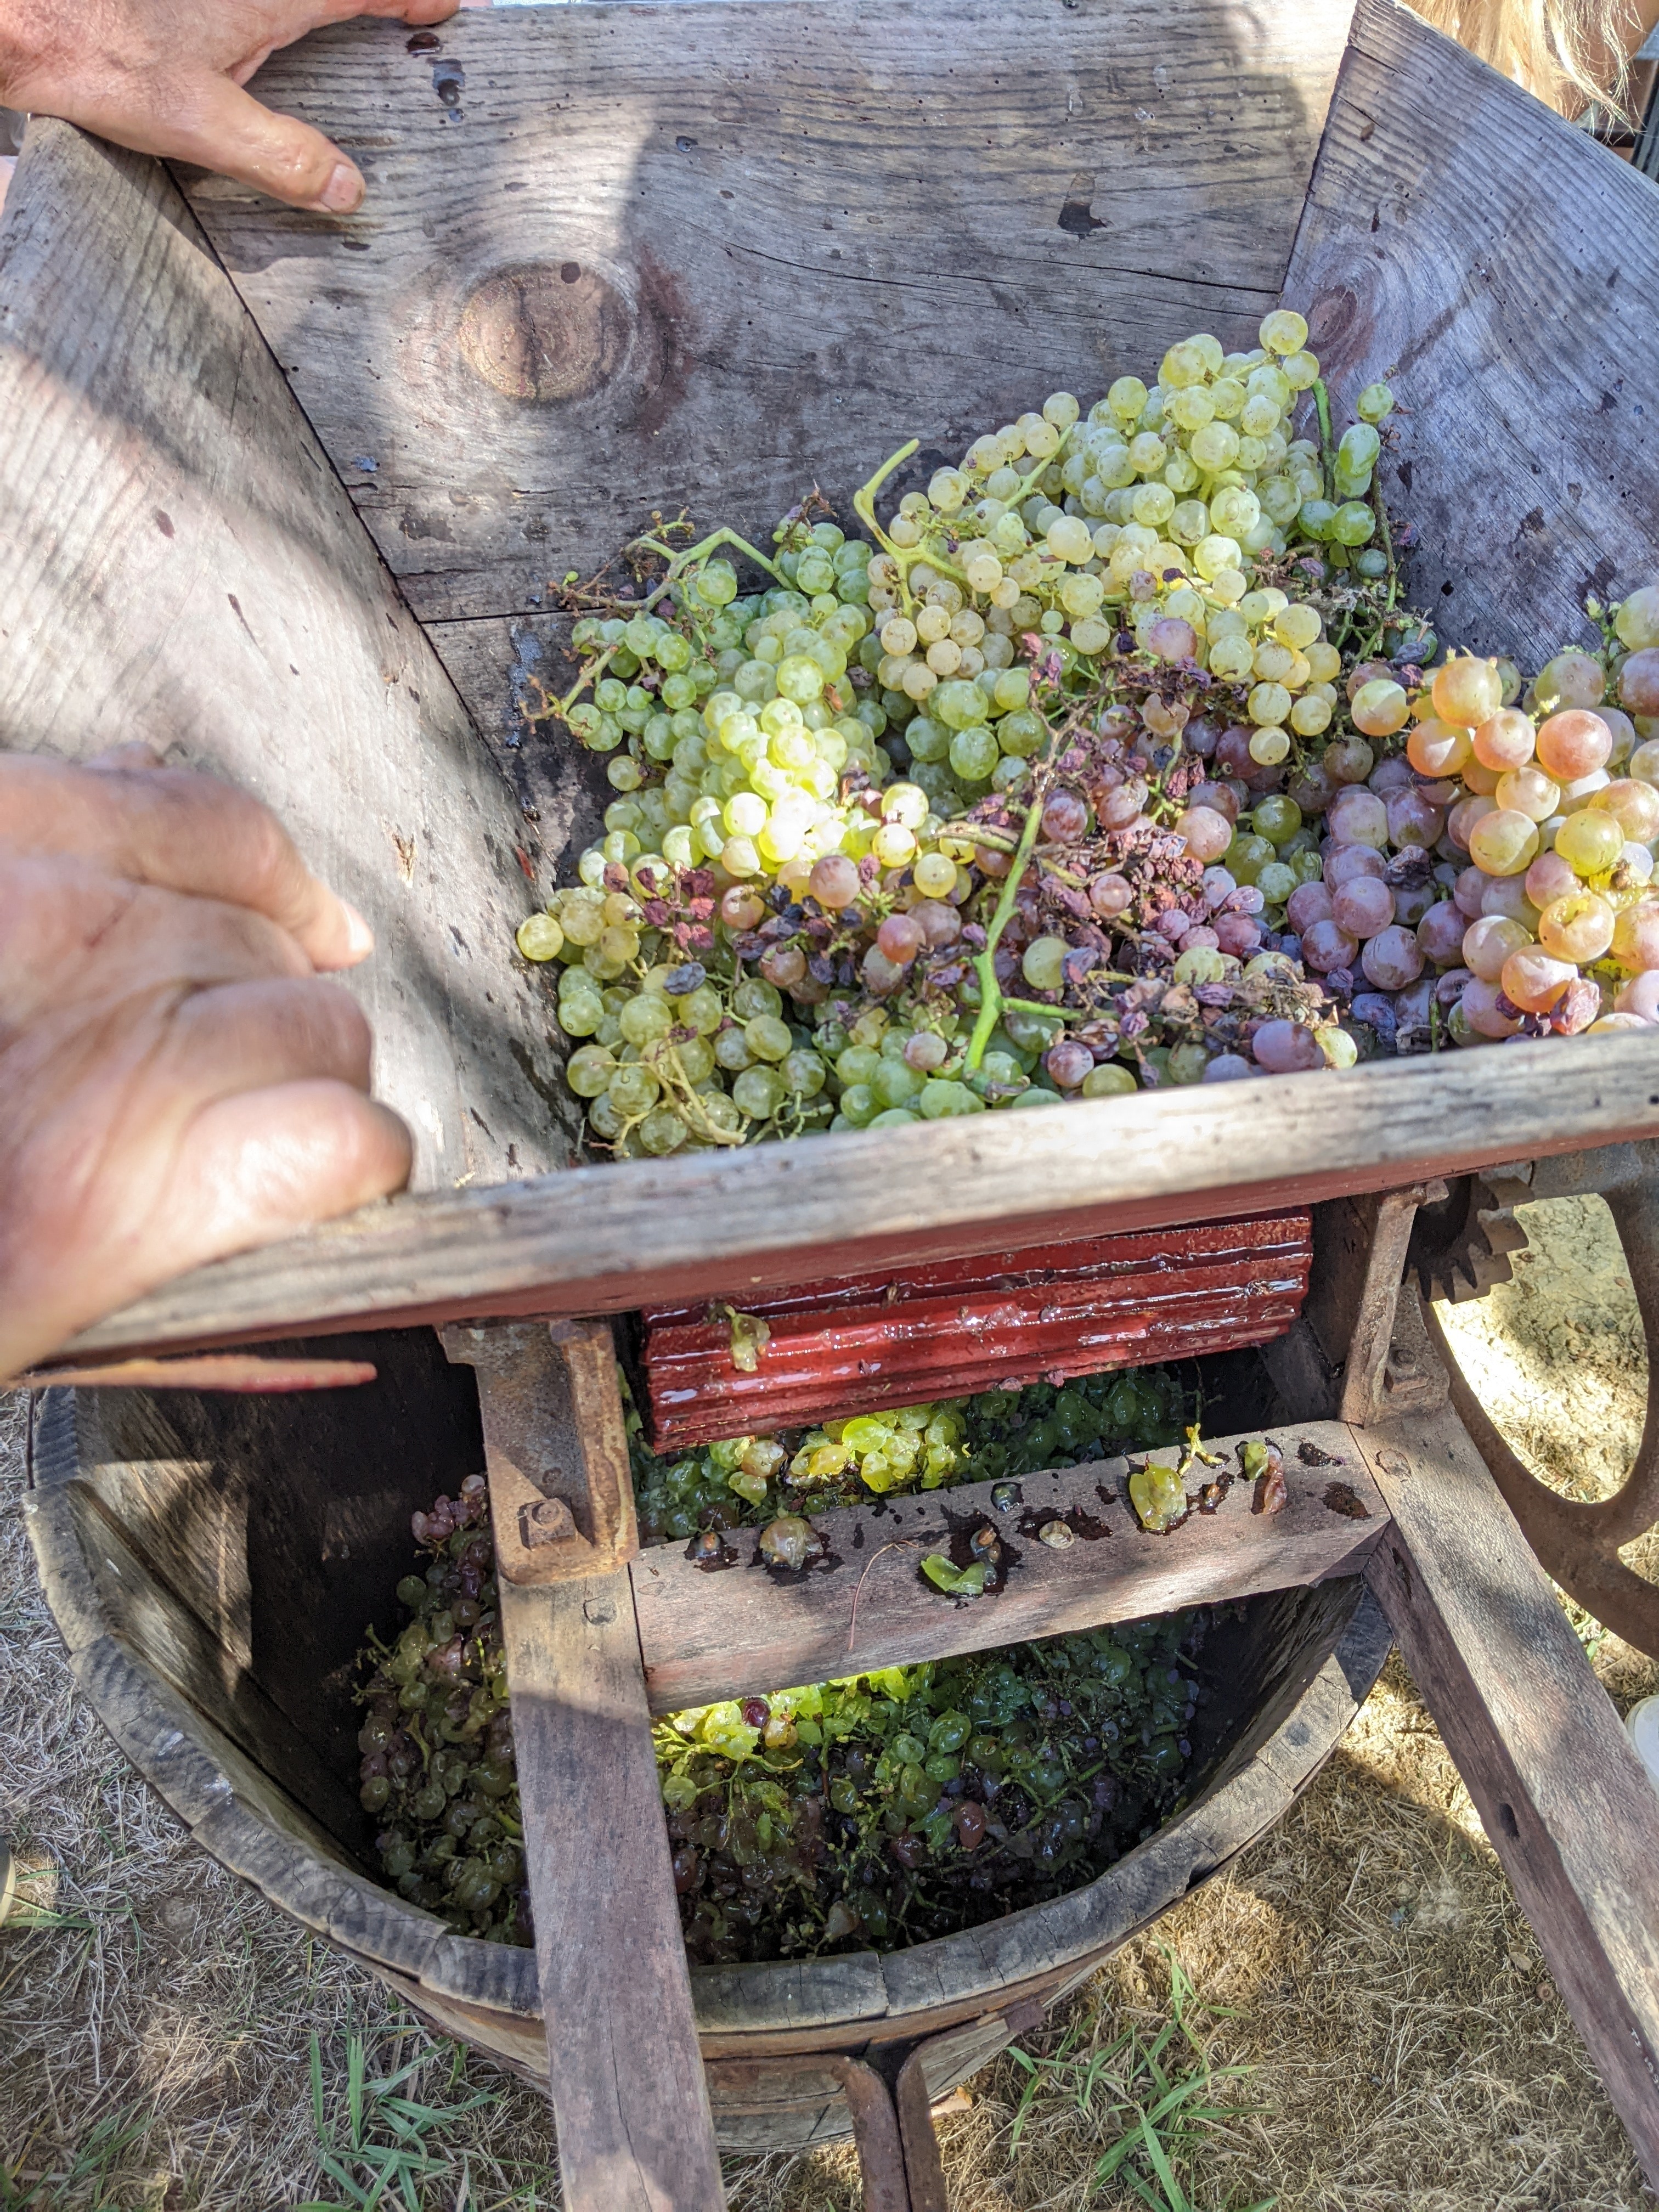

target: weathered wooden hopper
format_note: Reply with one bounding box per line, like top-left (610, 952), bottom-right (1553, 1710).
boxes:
top-left (7, 0), bottom-right (1659, 2201)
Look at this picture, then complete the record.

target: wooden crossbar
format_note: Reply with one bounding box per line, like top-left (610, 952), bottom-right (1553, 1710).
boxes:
top-left (631, 1420), bottom-right (1385, 1714)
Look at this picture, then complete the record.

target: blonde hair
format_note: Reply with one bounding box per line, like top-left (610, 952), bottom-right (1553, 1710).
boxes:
top-left (1413, 0), bottom-right (1639, 119)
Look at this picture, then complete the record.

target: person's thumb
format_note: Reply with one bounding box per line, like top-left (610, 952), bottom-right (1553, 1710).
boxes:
top-left (158, 71), bottom-right (364, 212)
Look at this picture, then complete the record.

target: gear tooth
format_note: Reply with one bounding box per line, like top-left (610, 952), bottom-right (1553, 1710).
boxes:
top-left (1477, 1211), bottom-right (1530, 1259)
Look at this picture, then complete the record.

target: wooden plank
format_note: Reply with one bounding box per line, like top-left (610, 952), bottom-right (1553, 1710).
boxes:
top-left (1283, 0), bottom-right (1659, 664)
top-left (1353, 1403), bottom-right (1659, 2198)
top-left (0, 121), bottom-right (574, 1193)
top-left (185, 0), bottom-right (1356, 640)
top-left (630, 1419), bottom-right (1383, 1714)
top-left (637, 1212), bottom-right (1312, 1448)
top-left (50, 1029), bottom-right (1659, 1360)
top-left (499, 1567), bottom-right (726, 2212)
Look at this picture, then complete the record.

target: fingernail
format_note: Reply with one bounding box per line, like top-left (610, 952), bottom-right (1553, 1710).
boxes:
top-left (341, 901), bottom-right (376, 960)
top-left (320, 162), bottom-right (364, 213)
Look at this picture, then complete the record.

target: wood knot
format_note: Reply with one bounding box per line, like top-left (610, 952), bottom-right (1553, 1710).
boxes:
top-left (458, 263), bottom-right (631, 403)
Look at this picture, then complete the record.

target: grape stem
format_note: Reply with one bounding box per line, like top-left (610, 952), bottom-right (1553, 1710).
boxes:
top-left (1312, 379), bottom-right (1336, 503)
top-left (964, 735), bottom-right (1065, 1072)
top-left (548, 523), bottom-right (785, 726)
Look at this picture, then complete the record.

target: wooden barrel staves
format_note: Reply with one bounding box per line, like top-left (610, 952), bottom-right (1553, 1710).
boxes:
top-left (24, 1335), bottom-right (1390, 2149)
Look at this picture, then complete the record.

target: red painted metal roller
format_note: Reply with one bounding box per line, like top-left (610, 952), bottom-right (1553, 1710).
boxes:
top-left (635, 1209), bottom-right (1312, 1449)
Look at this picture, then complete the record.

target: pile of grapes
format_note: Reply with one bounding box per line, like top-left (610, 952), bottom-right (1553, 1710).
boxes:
top-left (358, 1365), bottom-right (1199, 1956)
top-left (631, 1362), bottom-right (1188, 1539)
top-left (512, 311), bottom-right (1659, 1148)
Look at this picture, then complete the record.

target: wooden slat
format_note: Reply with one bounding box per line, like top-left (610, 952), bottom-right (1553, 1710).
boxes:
top-left (1354, 1403), bottom-right (1659, 2198)
top-left (630, 1420), bottom-right (1383, 1714)
top-left (50, 1031), bottom-right (1659, 1361)
top-left (638, 1214), bottom-right (1312, 1447)
top-left (0, 121), bottom-right (574, 1194)
top-left (499, 1566), bottom-right (726, 2212)
top-left (190, 0), bottom-right (1356, 645)
top-left (1283, 0), bottom-right (1659, 663)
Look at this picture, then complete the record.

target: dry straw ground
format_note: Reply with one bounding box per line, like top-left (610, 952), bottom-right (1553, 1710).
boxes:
top-left (2, 1195), bottom-right (1656, 2211)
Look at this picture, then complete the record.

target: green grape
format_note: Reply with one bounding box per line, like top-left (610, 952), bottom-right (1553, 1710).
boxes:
top-left (733, 1065), bottom-right (787, 1118)
top-left (1331, 500), bottom-right (1376, 546)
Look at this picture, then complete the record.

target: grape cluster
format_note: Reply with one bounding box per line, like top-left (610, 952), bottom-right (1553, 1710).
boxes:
top-left (515, 309), bottom-right (1659, 1146)
top-left (355, 1474), bottom-right (526, 1945)
top-left (662, 1615), bottom-right (1199, 1966)
top-left (629, 1362), bottom-right (1189, 1542)
top-left (363, 1358), bottom-right (1197, 1955)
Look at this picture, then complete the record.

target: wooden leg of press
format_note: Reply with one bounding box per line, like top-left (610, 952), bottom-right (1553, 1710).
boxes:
top-left (499, 1565), bottom-right (726, 2212)
top-left (443, 1320), bottom-right (725, 2212)
top-left (1351, 1400), bottom-right (1659, 2197)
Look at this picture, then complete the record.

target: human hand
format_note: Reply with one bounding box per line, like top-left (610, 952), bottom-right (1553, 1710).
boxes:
top-left (0, 0), bottom-right (460, 212)
top-left (0, 747), bottom-right (413, 1380)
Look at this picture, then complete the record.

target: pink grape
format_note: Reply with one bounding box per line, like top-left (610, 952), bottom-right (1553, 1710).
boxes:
top-left (1524, 849), bottom-right (1578, 908)
top-left (1620, 650), bottom-right (1659, 717)
top-left (1447, 793), bottom-right (1496, 850)
top-left (1536, 709), bottom-right (1613, 780)
top-left (1201, 1053), bottom-right (1254, 1081)
top-left (1301, 918), bottom-right (1361, 973)
top-left (1501, 947), bottom-right (1577, 1013)
top-left (1407, 719), bottom-right (1473, 777)
top-left (1612, 900), bottom-right (1659, 972)
top-left (1453, 866), bottom-right (1489, 918)
top-left (1089, 872), bottom-right (1133, 918)
top-left (1463, 914), bottom-right (1532, 983)
top-left (1592, 778), bottom-right (1659, 841)
top-left (1325, 738), bottom-right (1375, 786)
top-left (1177, 923), bottom-right (1220, 951)
top-left (1416, 900), bottom-right (1469, 967)
top-left (1189, 780), bottom-right (1241, 823)
top-left (1361, 926), bottom-right (1424, 990)
top-left (911, 899), bottom-right (963, 947)
top-left (1480, 873), bottom-right (1537, 923)
top-left (877, 912), bottom-right (925, 965)
top-left (760, 943), bottom-right (807, 988)
top-left (1285, 882), bottom-right (1334, 933)
top-left (1345, 658), bottom-right (1394, 701)
top-left (1615, 969), bottom-right (1659, 1018)
top-left (1369, 757), bottom-right (1415, 794)
top-left (1467, 808), bottom-right (1540, 877)
top-left (861, 945), bottom-right (907, 996)
top-left (1144, 617), bottom-right (1197, 663)
top-left (1431, 657), bottom-right (1505, 727)
top-left (1493, 766), bottom-right (1560, 823)
top-left (1386, 790), bottom-right (1444, 850)
top-left (1325, 842), bottom-right (1387, 887)
top-left (1216, 727), bottom-right (1255, 779)
top-left (1042, 790), bottom-right (1089, 843)
top-left (1462, 978), bottom-right (1523, 1037)
top-left (1537, 891), bottom-right (1613, 964)
top-left (1252, 1018), bottom-right (1323, 1073)
top-left (809, 856), bottom-right (860, 910)
top-left (1471, 709), bottom-right (1536, 772)
top-left (1215, 913), bottom-right (1262, 956)
top-left (1177, 806), bottom-right (1234, 864)
top-left (1046, 1039), bottom-right (1095, 1089)
top-left (1331, 876), bottom-right (1395, 939)
top-left (1327, 787), bottom-right (1388, 848)
top-left (1098, 780), bottom-right (1148, 829)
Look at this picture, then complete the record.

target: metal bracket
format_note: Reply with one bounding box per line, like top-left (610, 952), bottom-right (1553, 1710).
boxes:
top-left (441, 1317), bottom-right (638, 1584)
